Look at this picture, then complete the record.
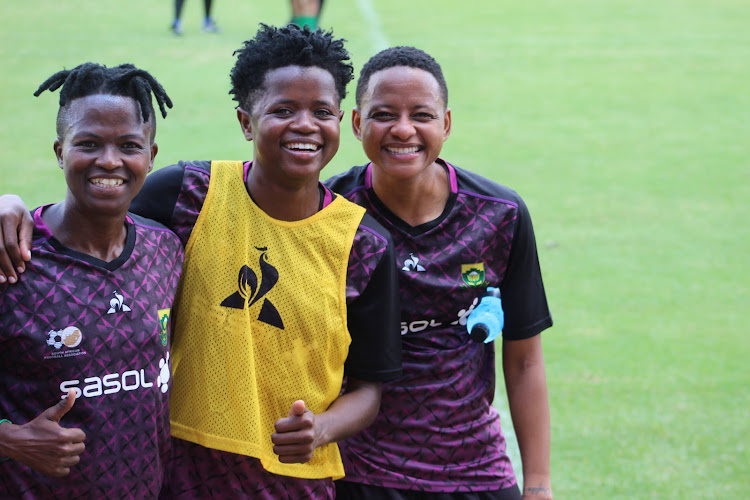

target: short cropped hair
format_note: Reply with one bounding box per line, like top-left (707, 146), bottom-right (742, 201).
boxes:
top-left (230, 23), bottom-right (353, 113)
top-left (355, 46), bottom-right (448, 108)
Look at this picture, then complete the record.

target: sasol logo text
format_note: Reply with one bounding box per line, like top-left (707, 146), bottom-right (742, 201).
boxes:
top-left (400, 297), bottom-right (480, 335)
top-left (401, 319), bottom-right (443, 335)
top-left (59, 355), bottom-right (170, 399)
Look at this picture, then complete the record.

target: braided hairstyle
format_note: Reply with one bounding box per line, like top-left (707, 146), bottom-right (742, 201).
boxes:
top-left (34, 62), bottom-right (173, 140)
top-left (230, 23), bottom-right (353, 113)
top-left (355, 46), bottom-right (448, 108)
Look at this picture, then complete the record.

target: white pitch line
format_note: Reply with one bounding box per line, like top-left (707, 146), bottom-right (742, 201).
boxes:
top-left (354, 0), bottom-right (390, 53)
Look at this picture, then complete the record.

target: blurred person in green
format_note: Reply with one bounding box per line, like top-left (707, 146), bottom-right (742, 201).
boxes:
top-left (291, 0), bottom-right (324, 29)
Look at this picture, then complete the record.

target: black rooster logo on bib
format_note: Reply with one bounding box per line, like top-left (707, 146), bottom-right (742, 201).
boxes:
top-left (221, 246), bottom-right (284, 329)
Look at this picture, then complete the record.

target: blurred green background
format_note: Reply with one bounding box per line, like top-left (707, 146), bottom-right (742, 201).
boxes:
top-left (1, 1), bottom-right (748, 497)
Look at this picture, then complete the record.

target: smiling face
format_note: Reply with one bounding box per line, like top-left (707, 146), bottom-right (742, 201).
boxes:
top-left (54, 94), bottom-right (157, 217)
top-left (237, 65), bottom-right (344, 189)
top-left (353, 66), bottom-right (451, 183)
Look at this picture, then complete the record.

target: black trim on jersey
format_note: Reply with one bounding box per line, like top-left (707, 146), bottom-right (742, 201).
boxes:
top-left (130, 162), bottom-right (194, 228)
top-left (372, 188), bottom-right (458, 237)
top-left (500, 197), bottom-right (553, 340)
top-left (40, 216), bottom-right (136, 272)
top-left (326, 162), bottom-right (459, 237)
top-left (344, 214), bottom-right (402, 383)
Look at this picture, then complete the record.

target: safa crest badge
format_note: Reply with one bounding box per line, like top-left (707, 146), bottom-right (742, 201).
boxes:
top-left (158, 308), bottom-right (171, 346)
top-left (461, 263), bottom-right (486, 287)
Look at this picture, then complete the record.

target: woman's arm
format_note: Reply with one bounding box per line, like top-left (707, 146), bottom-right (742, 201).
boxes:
top-left (503, 335), bottom-right (553, 500)
top-left (271, 377), bottom-right (381, 463)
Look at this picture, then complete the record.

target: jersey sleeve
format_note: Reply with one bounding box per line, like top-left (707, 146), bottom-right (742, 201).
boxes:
top-left (500, 197), bottom-right (553, 340)
top-left (129, 164), bottom-right (186, 228)
top-left (344, 215), bottom-right (402, 382)
top-left (130, 162), bottom-right (213, 247)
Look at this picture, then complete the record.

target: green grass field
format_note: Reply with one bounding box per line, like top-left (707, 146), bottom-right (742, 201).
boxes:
top-left (2, 1), bottom-right (748, 497)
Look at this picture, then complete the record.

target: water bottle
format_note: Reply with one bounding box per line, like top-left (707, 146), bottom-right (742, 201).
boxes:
top-left (466, 287), bottom-right (504, 343)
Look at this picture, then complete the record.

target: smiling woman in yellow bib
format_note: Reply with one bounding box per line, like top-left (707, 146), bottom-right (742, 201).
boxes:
top-left (130, 24), bottom-right (402, 499)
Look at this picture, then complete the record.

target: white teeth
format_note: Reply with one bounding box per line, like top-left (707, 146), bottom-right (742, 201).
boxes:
top-left (91, 178), bottom-right (123, 187)
top-left (287, 143), bottom-right (319, 151)
top-left (387, 146), bottom-right (420, 154)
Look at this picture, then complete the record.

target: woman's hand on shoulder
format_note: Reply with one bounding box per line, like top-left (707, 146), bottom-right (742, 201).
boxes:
top-left (0, 194), bottom-right (33, 284)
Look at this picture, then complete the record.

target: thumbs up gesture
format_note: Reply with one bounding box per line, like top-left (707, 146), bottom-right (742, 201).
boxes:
top-left (271, 399), bottom-right (320, 464)
top-left (0, 390), bottom-right (86, 477)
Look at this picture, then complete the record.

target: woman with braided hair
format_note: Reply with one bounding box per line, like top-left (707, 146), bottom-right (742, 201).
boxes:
top-left (0, 62), bottom-right (183, 498)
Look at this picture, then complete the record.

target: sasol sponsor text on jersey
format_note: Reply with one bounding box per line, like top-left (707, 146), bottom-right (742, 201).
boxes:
top-left (59, 356), bottom-right (170, 399)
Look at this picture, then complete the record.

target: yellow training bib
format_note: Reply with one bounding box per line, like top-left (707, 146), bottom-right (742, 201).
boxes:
top-left (170, 161), bottom-right (365, 479)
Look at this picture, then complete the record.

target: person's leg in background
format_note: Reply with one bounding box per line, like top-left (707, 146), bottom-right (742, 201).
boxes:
top-left (171, 0), bottom-right (185, 35)
top-left (202, 0), bottom-right (220, 33)
top-left (290, 0), bottom-right (323, 29)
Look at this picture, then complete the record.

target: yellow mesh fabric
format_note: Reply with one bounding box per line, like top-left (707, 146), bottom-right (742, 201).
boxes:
top-left (169, 161), bottom-right (365, 479)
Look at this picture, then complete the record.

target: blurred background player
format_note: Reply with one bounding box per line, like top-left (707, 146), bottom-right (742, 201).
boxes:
top-left (326, 46), bottom-right (554, 500)
top-left (0, 62), bottom-right (182, 498)
top-left (171, 0), bottom-right (219, 35)
top-left (291, 0), bottom-right (324, 29)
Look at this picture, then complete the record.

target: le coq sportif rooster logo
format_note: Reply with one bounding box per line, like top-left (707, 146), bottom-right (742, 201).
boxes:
top-left (221, 246), bottom-right (284, 329)
top-left (402, 253), bottom-right (426, 272)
